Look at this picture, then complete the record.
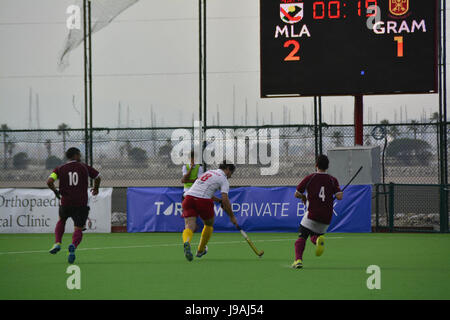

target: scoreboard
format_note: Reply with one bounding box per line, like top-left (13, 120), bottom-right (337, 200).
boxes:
top-left (260, 0), bottom-right (439, 97)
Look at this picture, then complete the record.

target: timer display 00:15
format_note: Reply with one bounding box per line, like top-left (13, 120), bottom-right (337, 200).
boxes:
top-left (309, 0), bottom-right (378, 20)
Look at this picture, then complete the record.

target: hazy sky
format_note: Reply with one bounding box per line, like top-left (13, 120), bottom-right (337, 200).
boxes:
top-left (0, 0), bottom-right (449, 129)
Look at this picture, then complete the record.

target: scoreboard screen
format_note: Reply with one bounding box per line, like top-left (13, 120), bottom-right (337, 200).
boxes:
top-left (260, 0), bottom-right (439, 97)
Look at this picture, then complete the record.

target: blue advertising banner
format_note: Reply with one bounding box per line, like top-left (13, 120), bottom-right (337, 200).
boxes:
top-left (127, 185), bottom-right (372, 233)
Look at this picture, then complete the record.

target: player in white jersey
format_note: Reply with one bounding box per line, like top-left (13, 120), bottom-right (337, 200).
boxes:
top-left (181, 161), bottom-right (238, 261)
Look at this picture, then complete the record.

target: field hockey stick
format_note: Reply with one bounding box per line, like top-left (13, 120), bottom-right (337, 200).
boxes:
top-left (236, 225), bottom-right (264, 258)
top-left (331, 166), bottom-right (363, 216)
top-left (340, 165), bottom-right (363, 194)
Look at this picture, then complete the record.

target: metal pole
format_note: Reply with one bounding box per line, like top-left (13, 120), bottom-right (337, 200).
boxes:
top-left (439, 0), bottom-right (448, 232)
top-left (88, 0), bottom-right (93, 170)
top-left (313, 97), bottom-right (318, 159)
top-left (375, 184), bottom-right (379, 232)
top-left (318, 96), bottom-right (323, 154)
top-left (198, 0), bottom-right (202, 128)
top-left (354, 95), bottom-right (363, 145)
top-left (438, 0), bottom-right (443, 185)
top-left (442, 0), bottom-right (447, 185)
top-left (198, 0), bottom-right (207, 168)
top-left (202, 0), bottom-right (207, 169)
top-left (440, 184), bottom-right (449, 232)
top-left (388, 182), bottom-right (395, 232)
top-left (197, 0), bottom-right (203, 168)
top-left (83, 0), bottom-right (89, 163)
top-left (202, 0), bottom-right (207, 133)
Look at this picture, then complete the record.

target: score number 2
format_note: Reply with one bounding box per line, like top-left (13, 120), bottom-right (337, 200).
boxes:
top-left (284, 40), bottom-right (300, 61)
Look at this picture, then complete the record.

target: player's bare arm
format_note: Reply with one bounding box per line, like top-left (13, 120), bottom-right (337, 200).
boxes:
top-left (91, 176), bottom-right (101, 196)
top-left (335, 191), bottom-right (343, 201)
top-left (294, 190), bottom-right (307, 203)
top-left (181, 175), bottom-right (196, 184)
top-left (181, 166), bottom-right (196, 183)
top-left (221, 193), bottom-right (238, 226)
top-left (181, 169), bottom-right (193, 183)
top-left (212, 196), bottom-right (222, 203)
top-left (46, 176), bottom-right (61, 199)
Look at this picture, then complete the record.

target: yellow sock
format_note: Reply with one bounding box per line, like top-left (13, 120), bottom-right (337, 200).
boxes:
top-left (182, 228), bottom-right (194, 244)
top-left (198, 225), bottom-right (213, 253)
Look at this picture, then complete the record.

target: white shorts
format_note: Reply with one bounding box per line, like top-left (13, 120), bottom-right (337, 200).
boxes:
top-left (300, 212), bottom-right (329, 234)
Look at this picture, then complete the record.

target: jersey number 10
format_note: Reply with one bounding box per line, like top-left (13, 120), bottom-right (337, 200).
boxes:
top-left (68, 172), bottom-right (79, 186)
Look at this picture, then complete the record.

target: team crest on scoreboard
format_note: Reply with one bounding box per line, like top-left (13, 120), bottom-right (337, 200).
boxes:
top-left (389, 0), bottom-right (409, 17)
top-left (280, 2), bottom-right (303, 24)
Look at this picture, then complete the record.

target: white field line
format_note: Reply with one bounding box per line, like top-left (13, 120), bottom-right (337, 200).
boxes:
top-left (0, 237), bottom-right (345, 255)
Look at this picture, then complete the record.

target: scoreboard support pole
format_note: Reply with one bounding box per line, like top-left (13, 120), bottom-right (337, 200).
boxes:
top-left (198, 0), bottom-right (207, 169)
top-left (318, 96), bottom-right (323, 154)
top-left (313, 97), bottom-right (319, 158)
top-left (83, 0), bottom-right (93, 185)
top-left (354, 95), bottom-right (363, 146)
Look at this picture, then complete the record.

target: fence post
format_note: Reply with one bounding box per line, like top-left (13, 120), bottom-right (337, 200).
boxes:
top-left (388, 182), bottom-right (394, 232)
top-left (375, 184), bottom-right (379, 231)
top-left (440, 184), bottom-right (449, 233)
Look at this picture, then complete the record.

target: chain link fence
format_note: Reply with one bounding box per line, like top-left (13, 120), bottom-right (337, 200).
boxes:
top-left (1, 123), bottom-right (448, 231)
top-left (0, 122), bottom-right (447, 187)
top-left (321, 123), bottom-right (445, 184)
top-left (374, 184), bottom-right (450, 232)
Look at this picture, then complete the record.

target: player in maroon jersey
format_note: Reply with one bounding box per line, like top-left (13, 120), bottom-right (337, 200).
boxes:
top-left (46, 147), bottom-right (101, 264)
top-left (292, 155), bottom-right (343, 269)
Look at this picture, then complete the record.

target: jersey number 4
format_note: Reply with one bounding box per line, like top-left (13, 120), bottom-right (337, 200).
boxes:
top-left (319, 186), bottom-right (325, 202)
top-left (68, 172), bottom-right (79, 186)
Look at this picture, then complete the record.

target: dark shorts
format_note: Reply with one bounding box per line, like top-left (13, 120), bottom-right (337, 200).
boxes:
top-left (182, 195), bottom-right (214, 221)
top-left (59, 206), bottom-right (90, 228)
top-left (298, 224), bottom-right (324, 239)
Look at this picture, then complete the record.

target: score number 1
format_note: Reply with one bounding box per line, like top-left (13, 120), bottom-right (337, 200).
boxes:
top-left (394, 36), bottom-right (403, 57)
top-left (284, 40), bottom-right (300, 61)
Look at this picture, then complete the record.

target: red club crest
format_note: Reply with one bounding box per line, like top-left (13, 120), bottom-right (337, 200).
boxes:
top-left (389, 0), bottom-right (409, 16)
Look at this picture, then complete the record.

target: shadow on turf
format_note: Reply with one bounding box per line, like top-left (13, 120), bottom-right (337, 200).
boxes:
top-left (68, 257), bottom-right (278, 265)
top-left (303, 266), bottom-right (405, 271)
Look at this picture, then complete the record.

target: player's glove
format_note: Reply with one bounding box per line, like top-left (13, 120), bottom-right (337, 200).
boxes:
top-left (53, 189), bottom-right (61, 200)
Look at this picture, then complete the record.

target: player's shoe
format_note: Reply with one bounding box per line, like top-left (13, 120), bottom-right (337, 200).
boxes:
top-left (49, 243), bottom-right (61, 254)
top-left (291, 259), bottom-right (303, 269)
top-left (68, 244), bottom-right (76, 264)
top-left (183, 241), bottom-right (193, 262)
top-left (196, 246), bottom-right (208, 258)
top-left (315, 235), bottom-right (325, 257)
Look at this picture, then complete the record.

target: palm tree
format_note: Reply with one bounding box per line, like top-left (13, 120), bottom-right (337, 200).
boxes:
top-left (57, 123), bottom-right (70, 155)
top-left (429, 111), bottom-right (440, 133)
top-left (1, 124), bottom-right (10, 169)
top-left (380, 119), bottom-right (400, 139)
top-left (407, 120), bottom-right (419, 140)
top-left (429, 112), bottom-right (439, 123)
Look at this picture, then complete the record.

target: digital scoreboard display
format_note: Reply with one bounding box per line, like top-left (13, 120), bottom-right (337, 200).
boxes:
top-left (260, 0), bottom-right (439, 97)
